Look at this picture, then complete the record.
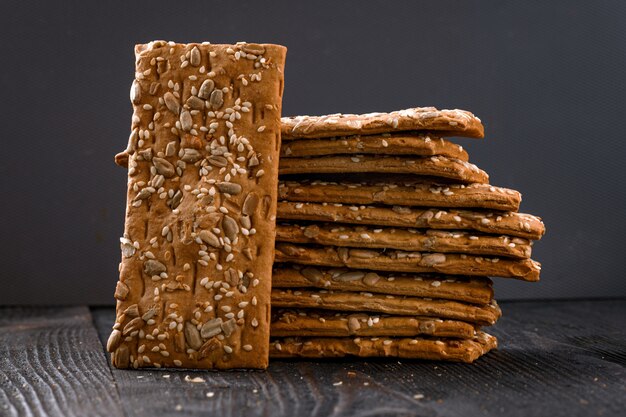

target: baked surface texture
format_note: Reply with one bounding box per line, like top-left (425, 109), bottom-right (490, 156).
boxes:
top-left (269, 332), bottom-right (498, 363)
top-left (270, 309), bottom-right (478, 338)
top-left (108, 41), bottom-right (287, 370)
top-left (280, 134), bottom-right (469, 160)
top-left (281, 107), bottom-right (484, 139)
top-left (276, 202), bottom-right (544, 240)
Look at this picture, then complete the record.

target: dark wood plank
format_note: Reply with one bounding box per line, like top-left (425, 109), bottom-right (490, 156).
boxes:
top-left (0, 306), bottom-right (124, 417)
top-left (92, 300), bottom-right (626, 417)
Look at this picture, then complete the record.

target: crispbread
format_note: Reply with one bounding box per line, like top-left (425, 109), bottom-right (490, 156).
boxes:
top-left (281, 107), bottom-right (484, 139)
top-left (269, 332), bottom-right (498, 363)
top-left (271, 289), bottom-right (501, 325)
top-left (272, 265), bottom-right (493, 305)
top-left (276, 223), bottom-right (532, 259)
top-left (108, 41), bottom-right (286, 370)
top-left (270, 309), bottom-right (478, 338)
top-left (276, 202), bottom-right (544, 240)
top-left (279, 155), bottom-right (488, 184)
top-left (278, 180), bottom-right (521, 211)
top-left (275, 243), bottom-right (541, 281)
top-left (280, 134), bottom-right (469, 160)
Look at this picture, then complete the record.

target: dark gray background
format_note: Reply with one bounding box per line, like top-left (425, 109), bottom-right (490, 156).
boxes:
top-left (1, 0), bottom-right (624, 305)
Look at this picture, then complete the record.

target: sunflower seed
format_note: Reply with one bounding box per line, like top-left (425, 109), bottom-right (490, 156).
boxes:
top-left (337, 247), bottom-right (350, 262)
top-left (208, 156), bottom-right (228, 167)
top-left (123, 317), bottom-right (145, 335)
top-left (113, 345), bottom-right (130, 368)
top-left (180, 148), bottom-right (201, 163)
top-left (209, 89), bottom-right (223, 109)
top-left (184, 322), bottom-right (202, 349)
top-left (240, 215), bottom-right (251, 230)
top-left (301, 267), bottom-right (323, 283)
top-left (115, 281), bottom-right (129, 300)
top-left (130, 80), bottom-right (141, 103)
top-left (220, 318), bottom-right (237, 337)
top-left (180, 110), bottom-right (192, 131)
top-left (200, 318), bottom-right (223, 338)
top-left (153, 157), bottom-right (175, 177)
top-left (190, 46), bottom-right (201, 66)
top-left (144, 259), bottom-right (166, 276)
top-left (421, 253), bottom-right (446, 266)
top-left (335, 271), bottom-right (365, 282)
top-left (142, 307), bottom-right (157, 321)
top-left (198, 79), bottom-right (215, 99)
top-left (241, 44), bottom-right (266, 55)
top-left (134, 188), bottom-right (152, 201)
top-left (217, 182), bottom-right (242, 195)
top-left (242, 192), bottom-right (259, 215)
top-left (303, 225), bottom-right (320, 238)
top-left (222, 216), bottom-right (239, 241)
top-left (169, 189), bottom-right (182, 209)
top-left (186, 96), bottom-right (204, 110)
top-left (198, 230), bottom-right (221, 248)
top-left (347, 317), bottom-right (361, 333)
top-left (123, 304), bottom-right (139, 318)
top-left (248, 154), bottom-right (259, 167)
top-left (363, 272), bottom-right (381, 286)
top-left (163, 92), bottom-right (180, 115)
top-left (106, 329), bottom-right (121, 352)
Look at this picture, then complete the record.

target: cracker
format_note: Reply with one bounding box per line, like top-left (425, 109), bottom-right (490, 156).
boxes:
top-left (271, 289), bottom-right (501, 325)
top-left (279, 155), bottom-right (488, 183)
top-left (276, 223), bottom-right (532, 259)
top-left (269, 332), bottom-right (498, 363)
top-left (278, 180), bottom-right (521, 211)
top-left (271, 309), bottom-right (478, 338)
top-left (272, 265), bottom-right (493, 305)
top-left (107, 41), bottom-right (287, 370)
top-left (280, 133), bottom-right (469, 160)
top-left (275, 243), bottom-right (541, 281)
top-left (281, 107), bottom-right (484, 139)
top-left (277, 202), bottom-right (545, 240)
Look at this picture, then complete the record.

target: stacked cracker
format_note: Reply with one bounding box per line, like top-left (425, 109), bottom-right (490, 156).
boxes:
top-left (269, 108), bottom-right (545, 363)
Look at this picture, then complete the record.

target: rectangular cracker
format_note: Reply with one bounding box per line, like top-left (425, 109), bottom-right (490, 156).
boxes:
top-left (275, 243), bottom-right (541, 281)
top-left (276, 223), bottom-right (532, 259)
top-left (281, 107), bottom-right (484, 139)
top-left (107, 41), bottom-right (287, 370)
top-left (278, 180), bottom-right (521, 211)
top-left (271, 309), bottom-right (478, 338)
top-left (272, 265), bottom-right (494, 305)
top-left (276, 202), bottom-right (545, 240)
top-left (270, 332), bottom-right (498, 363)
top-left (279, 155), bottom-right (489, 184)
top-left (271, 289), bottom-right (501, 325)
top-left (280, 134), bottom-right (469, 160)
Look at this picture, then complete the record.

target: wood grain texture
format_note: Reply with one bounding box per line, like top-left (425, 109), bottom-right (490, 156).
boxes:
top-left (0, 306), bottom-right (123, 417)
top-left (89, 300), bottom-right (625, 417)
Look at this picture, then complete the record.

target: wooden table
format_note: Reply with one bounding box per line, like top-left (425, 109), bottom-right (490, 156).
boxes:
top-left (0, 300), bottom-right (624, 417)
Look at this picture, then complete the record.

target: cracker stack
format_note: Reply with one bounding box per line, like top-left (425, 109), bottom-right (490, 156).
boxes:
top-left (269, 108), bottom-right (545, 363)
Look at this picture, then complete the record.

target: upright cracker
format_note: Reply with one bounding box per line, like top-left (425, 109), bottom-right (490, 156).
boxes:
top-left (279, 155), bottom-right (489, 183)
top-left (270, 332), bottom-right (498, 363)
top-left (107, 41), bottom-right (287, 370)
top-left (271, 309), bottom-right (478, 338)
top-left (276, 202), bottom-right (545, 240)
top-left (281, 107), bottom-right (484, 139)
top-left (280, 134), bottom-right (469, 160)
top-left (278, 180), bottom-right (521, 211)
top-left (275, 243), bottom-right (541, 281)
top-left (276, 223), bottom-right (532, 259)
top-left (272, 265), bottom-right (494, 305)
